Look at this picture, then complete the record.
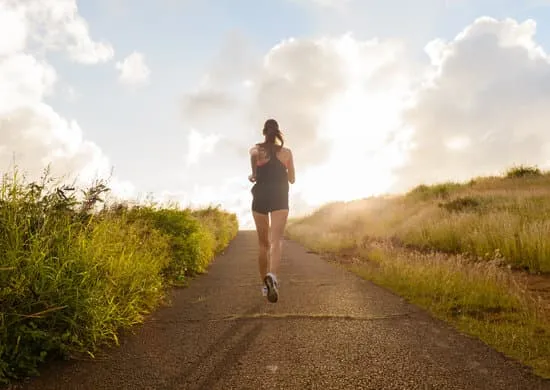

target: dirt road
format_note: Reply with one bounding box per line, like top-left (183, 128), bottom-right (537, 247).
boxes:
top-left (13, 231), bottom-right (550, 389)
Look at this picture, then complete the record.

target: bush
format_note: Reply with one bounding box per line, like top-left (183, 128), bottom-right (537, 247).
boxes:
top-left (407, 182), bottom-right (463, 201)
top-left (439, 196), bottom-right (483, 213)
top-left (192, 206), bottom-right (239, 252)
top-left (0, 170), bottom-right (238, 384)
top-left (506, 165), bottom-right (542, 178)
top-left (124, 207), bottom-right (211, 280)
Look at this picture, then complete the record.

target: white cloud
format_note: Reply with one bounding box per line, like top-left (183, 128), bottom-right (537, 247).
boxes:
top-left (0, 0), bottom-right (129, 198)
top-left (5, 0), bottom-right (545, 231)
top-left (181, 16), bottom-right (550, 225)
top-left (115, 52), bottom-right (151, 86)
top-left (0, 53), bottom-right (57, 114)
top-left (186, 128), bottom-right (220, 165)
top-left (153, 177), bottom-right (254, 228)
top-left (395, 17), bottom-right (550, 190)
top-left (181, 33), bottom-right (415, 222)
top-left (11, 0), bottom-right (115, 64)
top-left (0, 105), bottom-right (111, 182)
top-left (0, 4), bottom-right (27, 56)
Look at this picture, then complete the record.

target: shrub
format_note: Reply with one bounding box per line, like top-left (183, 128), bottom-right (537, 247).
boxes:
top-left (0, 170), bottom-right (238, 384)
top-left (407, 182), bottom-right (463, 201)
top-left (439, 196), bottom-right (483, 213)
top-left (506, 165), bottom-right (542, 178)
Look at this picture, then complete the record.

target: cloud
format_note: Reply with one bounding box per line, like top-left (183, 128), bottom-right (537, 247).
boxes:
top-left (180, 33), bottom-right (415, 224)
top-left (183, 91), bottom-right (235, 123)
top-left (181, 32), bottom-right (257, 129)
top-left (0, 53), bottom-right (57, 113)
top-left (395, 17), bottom-right (550, 190)
top-left (186, 129), bottom-right (220, 166)
top-left (180, 16), bottom-right (550, 226)
top-left (251, 35), bottom-right (416, 171)
top-left (184, 33), bottom-right (412, 168)
top-left (0, 5), bottom-right (27, 56)
top-left (115, 52), bottom-right (151, 86)
top-left (154, 177), bottom-right (254, 228)
top-left (0, 0), bottom-right (129, 198)
top-left (10, 0), bottom-right (115, 64)
top-left (0, 105), bottom-right (111, 182)
top-left (245, 36), bottom-right (350, 168)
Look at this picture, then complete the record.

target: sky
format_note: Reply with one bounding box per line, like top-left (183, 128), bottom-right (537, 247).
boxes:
top-left (3, 0), bottom-right (550, 228)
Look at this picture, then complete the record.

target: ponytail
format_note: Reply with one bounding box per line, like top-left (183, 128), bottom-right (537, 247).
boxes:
top-left (262, 118), bottom-right (284, 157)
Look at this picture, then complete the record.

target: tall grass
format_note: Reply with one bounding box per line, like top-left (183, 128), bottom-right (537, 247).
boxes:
top-left (290, 167), bottom-right (550, 273)
top-left (286, 165), bottom-right (550, 377)
top-left (0, 170), bottom-right (238, 384)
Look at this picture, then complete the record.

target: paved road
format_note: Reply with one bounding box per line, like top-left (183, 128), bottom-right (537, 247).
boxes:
top-left (12, 231), bottom-right (550, 390)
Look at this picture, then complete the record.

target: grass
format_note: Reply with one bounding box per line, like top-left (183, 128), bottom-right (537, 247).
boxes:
top-left (291, 166), bottom-right (550, 273)
top-left (0, 169), bottom-right (238, 384)
top-left (286, 164), bottom-right (550, 378)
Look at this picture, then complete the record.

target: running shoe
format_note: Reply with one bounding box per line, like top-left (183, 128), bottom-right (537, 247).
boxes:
top-left (264, 273), bottom-right (279, 303)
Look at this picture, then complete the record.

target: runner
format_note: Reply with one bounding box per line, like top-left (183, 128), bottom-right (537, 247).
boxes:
top-left (248, 118), bottom-right (296, 303)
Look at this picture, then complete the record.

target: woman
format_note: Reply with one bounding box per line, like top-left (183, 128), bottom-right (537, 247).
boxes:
top-left (249, 118), bottom-right (295, 303)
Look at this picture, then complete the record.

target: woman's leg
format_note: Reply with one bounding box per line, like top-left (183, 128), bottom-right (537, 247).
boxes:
top-left (252, 211), bottom-right (270, 281)
top-left (269, 209), bottom-right (289, 278)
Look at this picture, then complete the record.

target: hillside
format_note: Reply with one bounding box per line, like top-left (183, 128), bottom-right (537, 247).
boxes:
top-left (286, 165), bottom-right (550, 378)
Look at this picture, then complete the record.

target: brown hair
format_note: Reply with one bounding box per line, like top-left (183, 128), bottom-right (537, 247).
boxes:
top-left (261, 118), bottom-right (284, 157)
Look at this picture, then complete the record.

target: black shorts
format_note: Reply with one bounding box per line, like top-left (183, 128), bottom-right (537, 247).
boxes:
top-left (251, 185), bottom-right (289, 215)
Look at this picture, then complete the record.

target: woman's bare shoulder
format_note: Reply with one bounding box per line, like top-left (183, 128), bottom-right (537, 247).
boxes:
top-left (249, 144), bottom-right (261, 155)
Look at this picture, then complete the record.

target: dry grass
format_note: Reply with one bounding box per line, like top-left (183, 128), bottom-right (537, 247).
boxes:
top-left (290, 170), bottom-right (550, 273)
top-left (286, 166), bottom-right (550, 378)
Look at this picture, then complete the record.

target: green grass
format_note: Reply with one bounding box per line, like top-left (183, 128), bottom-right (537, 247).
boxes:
top-left (287, 164), bottom-right (550, 378)
top-left (0, 169), bottom-right (238, 384)
top-left (349, 247), bottom-right (550, 378)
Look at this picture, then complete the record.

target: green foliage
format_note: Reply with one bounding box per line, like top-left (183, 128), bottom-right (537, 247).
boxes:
top-left (0, 169), bottom-right (238, 384)
top-left (407, 182), bottom-right (463, 201)
top-left (506, 165), bottom-right (542, 178)
top-left (192, 206), bottom-right (239, 253)
top-left (123, 207), bottom-right (210, 279)
top-left (439, 196), bottom-right (484, 213)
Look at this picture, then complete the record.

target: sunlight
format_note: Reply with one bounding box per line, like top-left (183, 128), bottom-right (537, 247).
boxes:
top-left (296, 82), bottom-right (410, 206)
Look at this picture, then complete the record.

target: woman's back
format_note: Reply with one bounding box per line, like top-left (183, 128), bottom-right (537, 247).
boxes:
top-left (253, 145), bottom-right (290, 187)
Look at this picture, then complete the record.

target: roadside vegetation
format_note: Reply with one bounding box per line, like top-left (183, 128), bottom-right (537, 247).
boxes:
top-left (0, 169), bottom-right (238, 384)
top-left (287, 165), bottom-right (550, 378)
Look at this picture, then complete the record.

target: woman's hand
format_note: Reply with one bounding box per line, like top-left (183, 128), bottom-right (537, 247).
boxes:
top-left (248, 174), bottom-right (256, 183)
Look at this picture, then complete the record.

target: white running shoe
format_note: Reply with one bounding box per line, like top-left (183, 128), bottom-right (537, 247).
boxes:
top-left (263, 273), bottom-right (279, 303)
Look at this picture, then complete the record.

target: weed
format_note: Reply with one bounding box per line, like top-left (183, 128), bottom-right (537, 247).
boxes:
top-left (0, 169), bottom-right (238, 384)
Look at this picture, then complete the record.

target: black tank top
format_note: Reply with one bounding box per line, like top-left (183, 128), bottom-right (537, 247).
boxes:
top-left (253, 146), bottom-right (289, 194)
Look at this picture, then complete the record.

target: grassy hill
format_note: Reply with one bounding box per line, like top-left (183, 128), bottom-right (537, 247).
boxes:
top-left (286, 165), bottom-right (550, 378)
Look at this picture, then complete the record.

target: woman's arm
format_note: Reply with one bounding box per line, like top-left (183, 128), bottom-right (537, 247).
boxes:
top-left (286, 149), bottom-right (295, 184)
top-left (249, 146), bottom-right (258, 182)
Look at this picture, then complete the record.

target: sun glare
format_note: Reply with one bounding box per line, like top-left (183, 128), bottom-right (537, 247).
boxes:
top-left (296, 85), bottom-right (409, 206)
